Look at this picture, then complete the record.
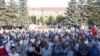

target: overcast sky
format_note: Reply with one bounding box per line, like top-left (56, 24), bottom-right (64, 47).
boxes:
top-left (27, 0), bottom-right (70, 7)
top-left (5, 0), bottom-right (71, 7)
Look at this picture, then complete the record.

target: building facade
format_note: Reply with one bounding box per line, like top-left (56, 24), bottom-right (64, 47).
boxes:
top-left (27, 7), bottom-right (67, 19)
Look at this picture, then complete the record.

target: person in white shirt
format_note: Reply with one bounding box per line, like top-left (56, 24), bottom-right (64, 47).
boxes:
top-left (3, 41), bottom-right (11, 53)
top-left (3, 33), bottom-right (10, 41)
top-left (30, 37), bottom-right (36, 44)
top-left (26, 42), bottom-right (35, 56)
top-left (9, 46), bottom-right (20, 56)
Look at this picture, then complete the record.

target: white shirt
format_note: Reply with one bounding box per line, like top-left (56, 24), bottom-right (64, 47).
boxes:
top-left (3, 35), bottom-right (10, 41)
top-left (26, 46), bottom-right (35, 52)
top-left (23, 39), bottom-right (29, 46)
top-left (20, 40), bottom-right (23, 45)
top-left (30, 38), bottom-right (36, 44)
top-left (11, 43), bottom-right (16, 46)
top-left (10, 32), bottom-right (16, 39)
top-left (5, 42), bottom-right (11, 53)
top-left (9, 53), bottom-right (19, 56)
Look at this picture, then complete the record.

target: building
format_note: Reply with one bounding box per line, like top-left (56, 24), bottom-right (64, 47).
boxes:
top-left (27, 7), bottom-right (67, 19)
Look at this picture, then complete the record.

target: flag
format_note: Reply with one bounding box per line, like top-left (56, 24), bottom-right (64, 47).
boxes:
top-left (91, 26), bottom-right (97, 37)
top-left (0, 46), bottom-right (9, 56)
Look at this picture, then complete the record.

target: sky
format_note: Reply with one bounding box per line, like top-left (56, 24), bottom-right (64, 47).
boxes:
top-left (5, 0), bottom-right (71, 7)
top-left (27, 0), bottom-right (70, 7)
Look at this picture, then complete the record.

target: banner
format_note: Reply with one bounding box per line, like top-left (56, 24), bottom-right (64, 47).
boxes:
top-left (0, 47), bottom-right (9, 56)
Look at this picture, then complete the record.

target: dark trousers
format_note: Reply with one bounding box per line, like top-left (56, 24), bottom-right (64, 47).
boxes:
top-left (53, 53), bottom-right (65, 56)
top-left (27, 52), bottom-right (33, 56)
top-left (75, 51), bottom-right (80, 56)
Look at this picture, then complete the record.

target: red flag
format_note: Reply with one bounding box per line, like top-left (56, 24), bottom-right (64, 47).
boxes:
top-left (0, 47), bottom-right (9, 56)
top-left (91, 26), bottom-right (97, 37)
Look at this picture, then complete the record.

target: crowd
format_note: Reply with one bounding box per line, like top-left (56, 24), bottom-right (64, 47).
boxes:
top-left (0, 25), bottom-right (100, 56)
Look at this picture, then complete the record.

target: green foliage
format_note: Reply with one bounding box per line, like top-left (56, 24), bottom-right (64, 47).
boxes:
top-left (19, 0), bottom-right (28, 25)
top-left (66, 0), bottom-right (77, 24)
top-left (5, 1), bottom-right (19, 26)
top-left (56, 15), bottom-right (64, 23)
top-left (85, 0), bottom-right (100, 25)
top-left (46, 16), bottom-right (54, 24)
top-left (66, 0), bottom-right (100, 25)
top-left (0, 0), bottom-right (19, 26)
top-left (39, 16), bottom-right (44, 24)
top-left (30, 16), bottom-right (36, 24)
top-left (0, 0), bottom-right (28, 26)
top-left (88, 19), bottom-right (94, 25)
top-left (0, 0), bottom-right (6, 25)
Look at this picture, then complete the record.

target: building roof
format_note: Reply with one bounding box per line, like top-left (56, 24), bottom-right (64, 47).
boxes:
top-left (27, 7), bottom-right (67, 11)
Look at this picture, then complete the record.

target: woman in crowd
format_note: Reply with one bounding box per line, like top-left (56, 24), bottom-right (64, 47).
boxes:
top-left (26, 42), bottom-right (35, 56)
top-left (33, 40), bottom-right (41, 56)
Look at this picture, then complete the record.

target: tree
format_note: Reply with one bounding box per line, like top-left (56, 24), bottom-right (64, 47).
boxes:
top-left (4, 0), bottom-right (19, 26)
top-left (84, 0), bottom-right (100, 25)
top-left (66, 0), bottom-right (78, 24)
top-left (39, 16), bottom-right (44, 24)
top-left (56, 15), bottom-right (64, 23)
top-left (47, 16), bottom-right (54, 25)
top-left (75, 0), bottom-right (100, 25)
top-left (66, 0), bottom-right (100, 25)
top-left (88, 19), bottom-right (94, 25)
top-left (19, 0), bottom-right (28, 25)
top-left (0, 0), bottom-right (20, 26)
top-left (30, 16), bottom-right (36, 24)
top-left (0, 0), bottom-right (6, 25)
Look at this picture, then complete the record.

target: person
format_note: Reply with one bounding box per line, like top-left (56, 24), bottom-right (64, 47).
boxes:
top-left (53, 41), bottom-right (64, 56)
top-left (3, 40), bottom-right (11, 53)
top-left (3, 32), bottom-right (10, 41)
top-left (74, 40), bottom-right (80, 56)
top-left (89, 43), bottom-right (99, 56)
top-left (78, 39), bottom-right (89, 56)
top-left (26, 42), bottom-right (35, 56)
top-left (0, 33), bottom-right (4, 46)
top-left (9, 46), bottom-right (20, 56)
top-left (15, 41), bottom-right (23, 56)
top-left (66, 46), bottom-right (74, 56)
top-left (33, 40), bottom-right (41, 56)
top-left (41, 42), bottom-right (52, 56)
